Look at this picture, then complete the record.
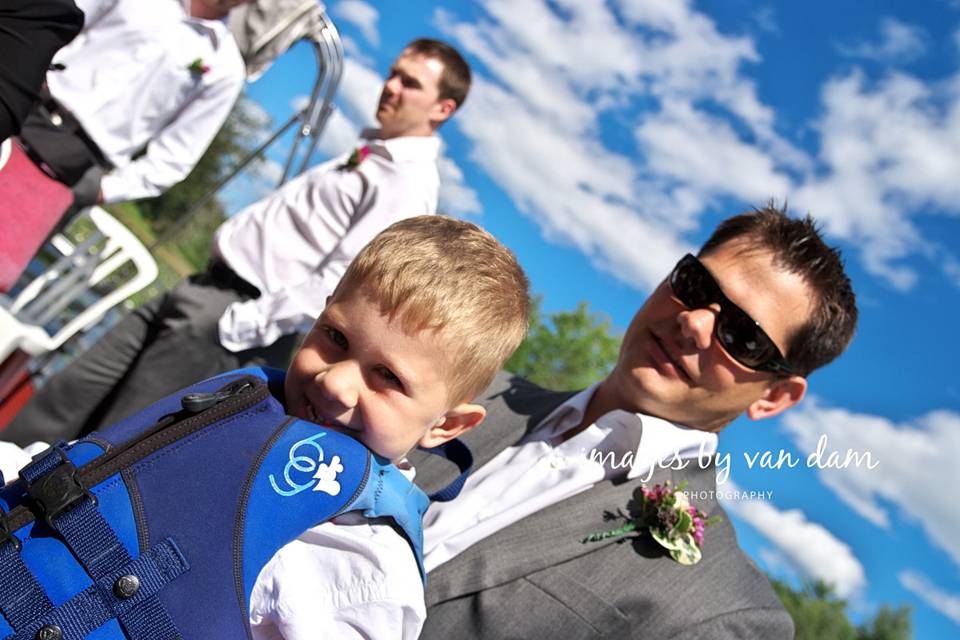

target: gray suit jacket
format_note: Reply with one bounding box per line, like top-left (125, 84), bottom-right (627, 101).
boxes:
top-left (409, 372), bottom-right (794, 640)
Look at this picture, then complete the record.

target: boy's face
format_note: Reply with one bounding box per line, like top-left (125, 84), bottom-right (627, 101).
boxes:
top-left (285, 289), bottom-right (482, 462)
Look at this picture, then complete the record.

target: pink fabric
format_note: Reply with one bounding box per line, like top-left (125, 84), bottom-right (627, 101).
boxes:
top-left (0, 141), bottom-right (73, 291)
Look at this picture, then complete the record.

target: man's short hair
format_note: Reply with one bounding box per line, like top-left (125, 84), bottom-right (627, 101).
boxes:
top-left (405, 38), bottom-right (472, 108)
top-left (698, 203), bottom-right (858, 377)
top-left (333, 215), bottom-right (529, 403)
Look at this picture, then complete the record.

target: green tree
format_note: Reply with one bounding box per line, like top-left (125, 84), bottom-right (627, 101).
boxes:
top-left (771, 578), bottom-right (912, 640)
top-left (857, 605), bottom-right (913, 640)
top-left (505, 296), bottom-right (622, 391)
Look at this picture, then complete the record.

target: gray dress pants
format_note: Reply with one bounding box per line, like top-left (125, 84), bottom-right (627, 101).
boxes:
top-left (3, 270), bottom-right (296, 446)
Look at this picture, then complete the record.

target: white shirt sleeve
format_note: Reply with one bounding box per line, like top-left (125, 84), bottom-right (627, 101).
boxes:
top-left (98, 44), bottom-right (244, 203)
top-left (73, 0), bottom-right (118, 27)
top-left (249, 513), bottom-right (426, 640)
top-left (217, 158), bottom-right (437, 351)
top-left (218, 258), bottom-right (345, 352)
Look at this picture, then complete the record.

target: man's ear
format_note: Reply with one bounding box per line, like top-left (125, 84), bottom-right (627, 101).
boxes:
top-left (418, 403), bottom-right (486, 449)
top-left (746, 376), bottom-right (807, 421)
top-left (430, 99), bottom-right (457, 128)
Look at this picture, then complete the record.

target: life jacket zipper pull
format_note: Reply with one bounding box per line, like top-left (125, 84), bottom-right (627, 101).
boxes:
top-left (180, 381), bottom-right (253, 414)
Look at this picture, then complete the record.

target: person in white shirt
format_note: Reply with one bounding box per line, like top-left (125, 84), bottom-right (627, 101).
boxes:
top-left (0, 215), bottom-right (530, 639)
top-left (3, 38), bottom-right (473, 449)
top-left (410, 206), bottom-right (860, 639)
top-left (18, 0), bottom-right (247, 206)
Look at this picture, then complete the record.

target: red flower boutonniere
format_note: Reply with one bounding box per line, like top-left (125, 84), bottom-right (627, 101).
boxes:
top-left (343, 146), bottom-right (370, 170)
top-left (187, 58), bottom-right (210, 77)
top-left (580, 481), bottom-right (721, 565)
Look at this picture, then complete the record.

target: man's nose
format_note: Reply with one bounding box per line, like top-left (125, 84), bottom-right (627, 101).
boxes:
top-left (678, 305), bottom-right (719, 351)
top-left (383, 74), bottom-right (402, 95)
top-left (317, 361), bottom-right (360, 410)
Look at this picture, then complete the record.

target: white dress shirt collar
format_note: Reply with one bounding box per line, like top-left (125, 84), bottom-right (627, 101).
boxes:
top-left (530, 384), bottom-right (719, 481)
top-left (360, 128), bottom-right (442, 163)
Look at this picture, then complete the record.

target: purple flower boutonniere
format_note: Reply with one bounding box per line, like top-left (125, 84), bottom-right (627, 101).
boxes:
top-left (344, 145), bottom-right (370, 170)
top-left (580, 481), bottom-right (721, 565)
top-left (187, 57), bottom-right (210, 77)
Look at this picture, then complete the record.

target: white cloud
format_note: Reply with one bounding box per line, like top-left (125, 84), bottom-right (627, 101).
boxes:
top-left (337, 58), bottom-right (383, 129)
top-left (258, 158), bottom-right (284, 185)
top-left (753, 6), bottom-right (778, 34)
top-left (313, 107), bottom-right (361, 159)
top-left (435, 0), bottom-right (805, 290)
top-left (429, 1), bottom-right (960, 293)
top-left (290, 95), bottom-right (310, 113)
top-left (900, 571), bottom-right (960, 625)
top-left (334, 0), bottom-right (379, 47)
top-left (721, 480), bottom-right (866, 597)
top-left (839, 18), bottom-right (928, 63)
top-left (789, 65), bottom-right (960, 289)
top-left (781, 401), bottom-right (960, 569)
top-left (307, 57), bottom-right (382, 162)
top-left (636, 101), bottom-right (793, 204)
top-left (234, 96), bottom-right (273, 145)
top-left (454, 77), bottom-right (692, 289)
top-left (437, 155), bottom-right (481, 216)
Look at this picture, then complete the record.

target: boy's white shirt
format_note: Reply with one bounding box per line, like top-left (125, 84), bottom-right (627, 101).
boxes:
top-left (0, 443), bottom-right (425, 640)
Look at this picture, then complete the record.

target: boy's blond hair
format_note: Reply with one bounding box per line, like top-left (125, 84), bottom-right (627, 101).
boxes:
top-left (332, 215), bottom-right (530, 404)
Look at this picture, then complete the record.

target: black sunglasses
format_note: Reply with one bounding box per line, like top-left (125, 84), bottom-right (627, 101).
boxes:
top-left (668, 254), bottom-right (799, 376)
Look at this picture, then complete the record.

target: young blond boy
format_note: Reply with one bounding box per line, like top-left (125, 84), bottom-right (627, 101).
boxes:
top-left (0, 215), bottom-right (529, 640)
top-left (248, 215), bottom-right (530, 639)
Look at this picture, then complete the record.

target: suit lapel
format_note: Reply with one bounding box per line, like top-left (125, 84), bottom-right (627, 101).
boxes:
top-left (418, 372), bottom-right (723, 605)
top-left (415, 373), bottom-right (640, 605)
top-left (426, 460), bottom-right (721, 605)
top-left (425, 470), bottom-right (645, 605)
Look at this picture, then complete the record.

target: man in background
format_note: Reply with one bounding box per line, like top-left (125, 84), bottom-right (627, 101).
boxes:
top-left (4, 38), bottom-right (472, 446)
top-left (18, 0), bottom-right (248, 207)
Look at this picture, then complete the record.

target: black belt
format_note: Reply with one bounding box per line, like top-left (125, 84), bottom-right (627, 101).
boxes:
top-left (206, 260), bottom-right (261, 299)
top-left (18, 88), bottom-right (112, 185)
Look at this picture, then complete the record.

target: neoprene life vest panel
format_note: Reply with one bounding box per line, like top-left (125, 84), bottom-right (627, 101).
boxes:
top-left (0, 367), bottom-right (429, 639)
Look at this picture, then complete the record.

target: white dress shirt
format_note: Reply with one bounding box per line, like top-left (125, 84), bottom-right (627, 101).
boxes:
top-left (0, 443), bottom-right (425, 640)
top-left (422, 385), bottom-right (719, 571)
top-left (46, 0), bottom-right (244, 202)
top-left (214, 131), bottom-right (441, 351)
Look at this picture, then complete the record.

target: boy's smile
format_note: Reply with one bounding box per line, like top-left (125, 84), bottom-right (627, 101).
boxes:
top-left (285, 288), bottom-right (471, 463)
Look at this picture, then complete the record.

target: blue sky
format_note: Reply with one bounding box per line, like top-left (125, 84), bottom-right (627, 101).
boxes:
top-left (230, 1), bottom-right (960, 636)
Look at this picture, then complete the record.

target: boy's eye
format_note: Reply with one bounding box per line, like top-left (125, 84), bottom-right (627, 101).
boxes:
top-left (376, 366), bottom-right (403, 389)
top-left (322, 326), bottom-right (348, 349)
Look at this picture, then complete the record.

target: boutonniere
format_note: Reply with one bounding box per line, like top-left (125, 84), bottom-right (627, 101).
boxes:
top-left (580, 481), bottom-right (721, 565)
top-left (187, 57), bottom-right (210, 77)
top-left (342, 145), bottom-right (370, 170)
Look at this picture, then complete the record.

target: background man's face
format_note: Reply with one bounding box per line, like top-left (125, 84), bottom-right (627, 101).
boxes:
top-left (376, 51), bottom-right (449, 138)
top-left (607, 241), bottom-right (814, 431)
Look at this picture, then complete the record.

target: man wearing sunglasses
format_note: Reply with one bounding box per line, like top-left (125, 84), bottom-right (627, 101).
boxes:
top-left (410, 205), bottom-right (858, 639)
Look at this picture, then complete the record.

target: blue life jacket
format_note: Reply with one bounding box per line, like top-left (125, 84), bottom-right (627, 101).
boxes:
top-left (0, 367), bottom-right (471, 640)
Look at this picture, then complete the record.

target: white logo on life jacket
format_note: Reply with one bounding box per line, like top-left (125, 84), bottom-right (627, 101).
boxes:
top-left (269, 432), bottom-right (344, 497)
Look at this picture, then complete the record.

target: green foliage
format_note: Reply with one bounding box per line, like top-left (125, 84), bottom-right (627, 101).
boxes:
top-left (770, 578), bottom-right (912, 640)
top-left (856, 605), bottom-right (913, 640)
top-left (504, 296), bottom-right (621, 391)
